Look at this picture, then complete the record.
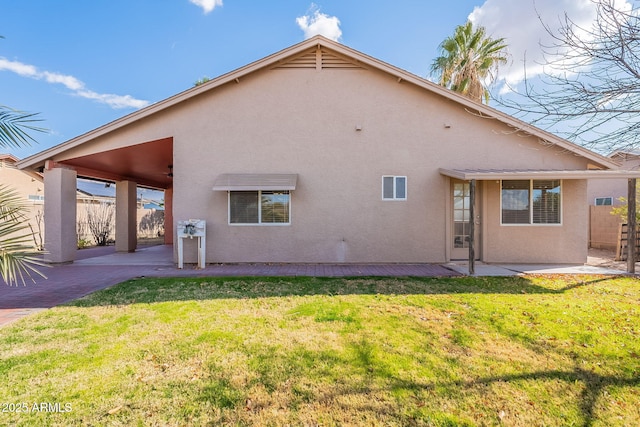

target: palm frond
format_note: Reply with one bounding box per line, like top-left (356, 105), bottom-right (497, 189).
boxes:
top-left (0, 184), bottom-right (29, 222)
top-left (0, 105), bottom-right (47, 149)
top-left (0, 186), bottom-right (48, 285)
top-left (430, 21), bottom-right (508, 104)
top-left (0, 217), bottom-right (48, 286)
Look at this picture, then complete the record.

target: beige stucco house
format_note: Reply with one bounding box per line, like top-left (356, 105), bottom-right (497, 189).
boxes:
top-left (16, 36), bottom-right (640, 265)
top-left (588, 151), bottom-right (640, 249)
top-left (588, 151), bottom-right (640, 207)
top-left (1, 154), bottom-right (45, 249)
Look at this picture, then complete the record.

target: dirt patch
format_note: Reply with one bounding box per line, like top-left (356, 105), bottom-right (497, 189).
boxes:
top-left (587, 247), bottom-right (633, 271)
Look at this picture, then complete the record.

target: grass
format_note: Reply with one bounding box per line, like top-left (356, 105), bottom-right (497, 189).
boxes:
top-left (0, 275), bottom-right (639, 426)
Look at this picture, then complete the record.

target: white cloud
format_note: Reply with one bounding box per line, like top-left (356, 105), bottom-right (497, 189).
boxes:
top-left (42, 71), bottom-right (84, 91)
top-left (0, 57), bottom-right (149, 109)
top-left (468, 0), bottom-right (633, 91)
top-left (76, 91), bottom-right (150, 110)
top-left (296, 4), bottom-right (342, 41)
top-left (0, 58), bottom-right (38, 77)
top-left (189, 0), bottom-right (222, 14)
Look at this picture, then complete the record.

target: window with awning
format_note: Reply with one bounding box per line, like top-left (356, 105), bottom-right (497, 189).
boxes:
top-left (213, 174), bottom-right (296, 225)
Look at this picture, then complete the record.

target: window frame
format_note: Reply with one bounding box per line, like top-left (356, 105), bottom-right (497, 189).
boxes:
top-left (382, 176), bottom-right (407, 201)
top-left (227, 190), bottom-right (291, 226)
top-left (594, 197), bottom-right (613, 206)
top-left (500, 179), bottom-right (562, 226)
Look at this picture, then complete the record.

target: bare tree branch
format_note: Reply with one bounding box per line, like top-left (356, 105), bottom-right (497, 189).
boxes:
top-left (497, 0), bottom-right (640, 153)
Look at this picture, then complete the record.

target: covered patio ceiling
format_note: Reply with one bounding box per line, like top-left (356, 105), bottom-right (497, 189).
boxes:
top-left (56, 137), bottom-right (173, 189)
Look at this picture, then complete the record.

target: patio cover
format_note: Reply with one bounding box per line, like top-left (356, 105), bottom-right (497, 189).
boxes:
top-left (439, 167), bottom-right (640, 275)
top-left (212, 173), bottom-right (298, 191)
top-left (439, 168), bottom-right (640, 180)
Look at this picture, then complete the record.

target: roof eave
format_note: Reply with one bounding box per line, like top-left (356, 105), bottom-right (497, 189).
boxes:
top-left (16, 35), bottom-right (618, 171)
top-left (17, 37), bottom-right (329, 171)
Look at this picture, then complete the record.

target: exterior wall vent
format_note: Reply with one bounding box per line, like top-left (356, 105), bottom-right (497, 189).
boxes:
top-left (273, 48), bottom-right (365, 70)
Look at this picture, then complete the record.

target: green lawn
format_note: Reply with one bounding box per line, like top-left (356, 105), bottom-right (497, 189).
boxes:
top-left (1, 275), bottom-right (639, 426)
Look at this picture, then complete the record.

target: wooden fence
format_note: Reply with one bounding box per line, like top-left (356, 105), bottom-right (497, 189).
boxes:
top-left (615, 223), bottom-right (640, 261)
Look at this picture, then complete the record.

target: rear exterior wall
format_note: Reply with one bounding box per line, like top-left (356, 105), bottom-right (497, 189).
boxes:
top-left (167, 66), bottom-right (592, 263)
top-left (60, 64), bottom-right (593, 263)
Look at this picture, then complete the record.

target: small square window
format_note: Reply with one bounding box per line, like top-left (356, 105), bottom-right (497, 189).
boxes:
top-left (382, 176), bottom-right (407, 200)
top-left (595, 197), bottom-right (613, 206)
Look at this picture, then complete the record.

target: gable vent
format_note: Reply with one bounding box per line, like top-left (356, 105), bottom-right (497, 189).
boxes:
top-left (273, 47), bottom-right (365, 70)
top-left (320, 49), bottom-right (363, 69)
top-left (273, 48), bottom-right (317, 69)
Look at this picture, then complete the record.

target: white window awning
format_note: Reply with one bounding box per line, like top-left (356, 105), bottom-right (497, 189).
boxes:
top-left (212, 173), bottom-right (298, 191)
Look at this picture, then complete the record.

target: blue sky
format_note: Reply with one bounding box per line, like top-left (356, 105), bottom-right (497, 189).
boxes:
top-left (0, 0), bottom-right (625, 159)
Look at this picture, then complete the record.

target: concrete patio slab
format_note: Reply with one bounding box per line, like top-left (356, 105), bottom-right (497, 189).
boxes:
top-left (445, 262), bottom-right (626, 276)
top-left (501, 264), bottom-right (626, 275)
top-left (74, 244), bottom-right (174, 266)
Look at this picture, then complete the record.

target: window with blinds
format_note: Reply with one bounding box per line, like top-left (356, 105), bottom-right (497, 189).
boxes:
top-left (532, 180), bottom-right (560, 224)
top-left (229, 191), bottom-right (290, 225)
top-left (501, 180), bottom-right (561, 225)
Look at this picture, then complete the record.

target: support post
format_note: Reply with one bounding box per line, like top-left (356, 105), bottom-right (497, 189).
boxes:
top-left (164, 187), bottom-right (173, 245)
top-left (627, 178), bottom-right (636, 274)
top-left (469, 179), bottom-right (476, 275)
top-left (115, 180), bottom-right (137, 252)
top-left (44, 167), bottom-right (77, 263)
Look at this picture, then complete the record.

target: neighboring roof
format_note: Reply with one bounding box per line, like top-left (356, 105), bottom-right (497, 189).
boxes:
top-left (0, 153), bottom-right (20, 163)
top-left (17, 35), bottom-right (619, 171)
top-left (77, 178), bottom-right (116, 197)
top-left (143, 202), bottom-right (164, 210)
top-left (212, 174), bottom-right (298, 191)
top-left (1, 153), bottom-right (43, 181)
top-left (610, 149), bottom-right (640, 156)
top-left (609, 150), bottom-right (640, 162)
top-left (439, 168), bottom-right (640, 180)
top-left (77, 178), bottom-right (164, 201)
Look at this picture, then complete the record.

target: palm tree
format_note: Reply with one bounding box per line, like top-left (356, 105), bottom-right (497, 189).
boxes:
top-left (431, 21), bottom-right (507, 104)
top-left (0, 105), bottom-right (47, 285)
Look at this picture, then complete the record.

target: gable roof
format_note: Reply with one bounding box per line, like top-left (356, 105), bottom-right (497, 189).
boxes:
top-left (17, 35), bottom-right (618, 171)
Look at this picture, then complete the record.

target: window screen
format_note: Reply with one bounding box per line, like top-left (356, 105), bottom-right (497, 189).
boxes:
top-left (383, 177), bottom-right (395, 199)
top-left (501, 180), bottom-right (530, 224)
top-left (395, 177), bottom-right (406, 199)
top-left (230, 191), bottom-right (259, 223)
